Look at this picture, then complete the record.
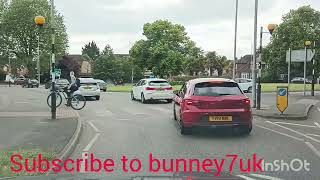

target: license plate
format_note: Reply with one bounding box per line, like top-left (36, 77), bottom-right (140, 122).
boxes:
top-left (157, 88), bottom-right (164, 91)
top-left (209, 116), bottom-right (232, 122)
top-left (84, 86), bottom-right (91, 89)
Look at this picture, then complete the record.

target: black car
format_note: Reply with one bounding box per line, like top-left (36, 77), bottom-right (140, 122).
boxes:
top-left (22, 79), bottom-right (39, 88)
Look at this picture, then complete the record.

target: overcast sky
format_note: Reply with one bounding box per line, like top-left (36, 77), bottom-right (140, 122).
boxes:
top-left (55, 0), bottom-right (320, 59)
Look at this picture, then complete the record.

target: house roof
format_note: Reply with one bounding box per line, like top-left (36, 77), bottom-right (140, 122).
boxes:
top-left (236, 55), bottom-right (252, 64)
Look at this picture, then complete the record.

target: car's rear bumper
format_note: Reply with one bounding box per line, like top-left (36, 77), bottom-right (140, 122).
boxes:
top-left (74, 90), bottom-right (100, 97)
top-left (144, 91), bottom-right (173, 100)
top-left (181, 110), bottom-right (252, 128)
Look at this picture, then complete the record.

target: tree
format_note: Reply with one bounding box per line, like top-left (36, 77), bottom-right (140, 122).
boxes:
top-left (101, 44), bottom-right (114, 57)
top-left (263, 6), bottom-right (320, 80)
top-left (82, 41), bottom-right (100, 61)
top-left (130, 20), bottom-right (200, 77)
top-left (0, 0), bottom-right (68, 76)
top-left (92, 44), bottom-right (115, 81)
top-left (204, 51), bottom-right (228, 76)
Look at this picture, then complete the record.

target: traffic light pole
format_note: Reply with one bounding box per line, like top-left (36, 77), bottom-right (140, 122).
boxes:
top-left (50, 0), bottom-right (56, 119)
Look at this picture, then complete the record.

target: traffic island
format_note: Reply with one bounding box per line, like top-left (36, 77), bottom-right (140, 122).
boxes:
top-left (252, 103), bottom-right (314, 120)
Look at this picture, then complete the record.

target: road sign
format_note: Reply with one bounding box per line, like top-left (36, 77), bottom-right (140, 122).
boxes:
top-left (54, 69), bottom-right (61, 76)
top-left (277, 86), bottom-right (288, 114)
top-left (286, 49), bottom-right (314, 62)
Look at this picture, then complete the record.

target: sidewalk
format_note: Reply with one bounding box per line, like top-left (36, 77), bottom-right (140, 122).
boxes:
top-left (0, 107), bottom-right (81, 176)
top-left (253, 96), bottom-right (320, 120)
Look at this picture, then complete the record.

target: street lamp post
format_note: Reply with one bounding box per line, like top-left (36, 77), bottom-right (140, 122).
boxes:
top-left (257, 24), bottom-right (276, 110)
top-left (233, 0), bottom-right (238, 79)
top-left (252, 0), bottom-right (258, 108)
top-left (304, 40), bottom-right (312, 96)
top-left (34, 15), bottom-right (45, 86)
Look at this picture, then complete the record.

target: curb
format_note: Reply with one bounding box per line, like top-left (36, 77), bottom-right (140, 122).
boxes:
top-left (253, 104), bottom-right (314, 120)
top-left (46, 110), bottom-right (82, 175)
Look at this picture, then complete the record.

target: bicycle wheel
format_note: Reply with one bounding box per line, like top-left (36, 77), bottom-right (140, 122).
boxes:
top-left (47, 92), bottom-right (63, 108)
top-left (70, 94), bottom-right (86, 110)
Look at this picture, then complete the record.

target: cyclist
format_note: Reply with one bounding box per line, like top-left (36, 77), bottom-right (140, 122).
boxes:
top-left (65, 71), bottom-right (80, 106)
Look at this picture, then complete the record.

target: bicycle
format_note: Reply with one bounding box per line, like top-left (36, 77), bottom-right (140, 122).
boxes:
top-left (47, 86), bottom-right (86, 110)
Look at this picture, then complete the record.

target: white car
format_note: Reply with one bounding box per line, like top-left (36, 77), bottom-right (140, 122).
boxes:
top-left (131, 78), bottom-right (174, 103)
top-left (74, 78), bottom-right (101, 100)
top-left (235, 78), bottom-right (252, 93)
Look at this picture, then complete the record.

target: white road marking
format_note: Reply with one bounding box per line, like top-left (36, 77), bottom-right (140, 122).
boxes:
top-left (80, 151), bottom-right (87, 173)
top-left (250, 173), bottom-right (284, 180)
top-left (80, 121), bottom-right (101, 172)
top-left (307, 134), bottom-right (320, 137)
top-left (237, 175), bottom-right (256, 180)
top-left (267, 121), bottom-right (320, 143)
top-left (15, 102), bottom-right (30, 104)
top-left (314, 122), bottom-right (320, 129)
top-left (88, 121), bottom-right (101, 133)
top-left (274, 122), bottom-right (316, 128)
top-left (305, 142), bottom-right (320, 158)
top-left (317, 107), bottom-right (320, 112)
top-left (256, 125), bottom-right (304, 142)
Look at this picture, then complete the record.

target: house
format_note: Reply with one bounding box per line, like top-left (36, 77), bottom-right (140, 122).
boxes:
top-left (235, 55), bottom-right (253, 79)
top-left (56, 55), bottom-right (92, 78)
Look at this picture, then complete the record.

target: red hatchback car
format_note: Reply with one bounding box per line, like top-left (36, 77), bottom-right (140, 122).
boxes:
top-left (173, 78), bottom-right (252, 135)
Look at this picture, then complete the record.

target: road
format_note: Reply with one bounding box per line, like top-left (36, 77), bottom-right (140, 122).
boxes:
top-left (1, 86), bottom-right (320, 179)
top-left (69, 91), bottom-right (320, 180)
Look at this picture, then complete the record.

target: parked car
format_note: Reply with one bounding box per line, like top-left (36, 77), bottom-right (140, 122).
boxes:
top-left (74, 78), bottom-right (100, 100)
top-left (234, 78), bottom-right (252, 93)
top-left (22, 79), bottom-right (39, 88)
top-left (131, 78), bottom-right (173, 103)
top-left (95, 79), bottom-right (107, 92)
top-left (291, 77), bottom-right (312, 84)
top-left (14, 76), bottom-right (26, 85)
top-left (173, 78), bottom-right (252, 135)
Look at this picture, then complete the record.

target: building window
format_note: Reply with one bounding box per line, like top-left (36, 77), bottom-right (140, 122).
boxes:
top-left (241, 73), bottom-right (250, 79)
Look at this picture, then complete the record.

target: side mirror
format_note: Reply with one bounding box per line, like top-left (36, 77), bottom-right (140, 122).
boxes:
top-left (133, 83), bottom-right (137, 86)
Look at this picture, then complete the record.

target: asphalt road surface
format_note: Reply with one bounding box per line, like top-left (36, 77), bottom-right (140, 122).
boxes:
top-left (69, 91), bottom-right (320, 180)
top-left (2, 86), bottom-right (320, 179)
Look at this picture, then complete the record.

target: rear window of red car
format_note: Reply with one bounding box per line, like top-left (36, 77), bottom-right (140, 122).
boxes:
top-left (194, 82), bottom-right (242, 96)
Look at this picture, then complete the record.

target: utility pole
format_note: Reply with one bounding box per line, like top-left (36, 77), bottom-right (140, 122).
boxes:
top-left (311, 41), bottom-right (316, 96)
top-left (252, 0), bottom-right (258, 108)
top-left (233, 0), bottom-right (238, 79)
top-left (50, 0), bottom-right (56, 119)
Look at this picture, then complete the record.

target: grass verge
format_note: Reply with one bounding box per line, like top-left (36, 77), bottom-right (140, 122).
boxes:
top-left (0, 149), bottom-right (55, 177)
top-left (107, 83), bottom-right (320, 93)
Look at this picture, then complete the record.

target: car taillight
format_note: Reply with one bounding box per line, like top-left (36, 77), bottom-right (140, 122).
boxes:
top-left (244, 99), bottom-right (250, 105)
top-left (186, 99), bottom-right (193, 105)
top-left (243, 98), bottom-right (251, 111)
top-left (164, 87), bottom-right (173, 90)
top-left (146, 87), bottom-right (156, 91)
